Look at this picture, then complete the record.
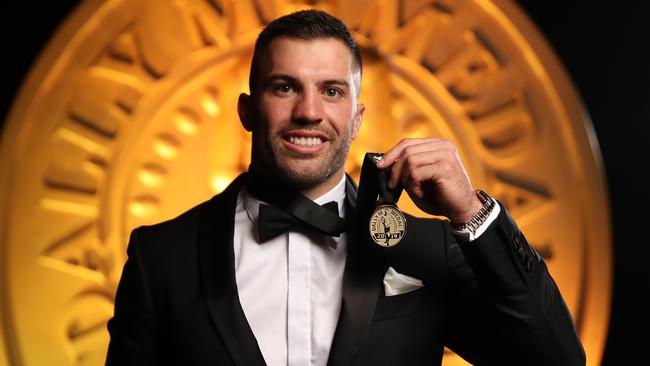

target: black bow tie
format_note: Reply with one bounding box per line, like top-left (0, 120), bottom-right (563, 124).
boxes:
top-left (245, 172), bottom-right (349, 243)
top-left (258, 201), bottom-right (342, 242)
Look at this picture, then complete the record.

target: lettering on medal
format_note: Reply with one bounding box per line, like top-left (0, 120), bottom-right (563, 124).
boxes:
top-left (369, 205), bottom-right (406, 247)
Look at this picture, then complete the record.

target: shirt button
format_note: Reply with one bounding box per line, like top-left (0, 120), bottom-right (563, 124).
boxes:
top-left (513, 236), bottom-right (521, 250)
top-left (526, 259), bottom-right (534, 272)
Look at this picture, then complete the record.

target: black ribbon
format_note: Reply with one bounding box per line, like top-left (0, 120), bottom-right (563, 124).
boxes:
top-left (358, 153), bottom-right (403, 209)
top-left (355, 153), bottom-right (407, 247)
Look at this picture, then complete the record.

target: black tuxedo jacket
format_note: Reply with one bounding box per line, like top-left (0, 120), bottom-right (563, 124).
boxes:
top-left (106, 174), bottom-right (585, 365)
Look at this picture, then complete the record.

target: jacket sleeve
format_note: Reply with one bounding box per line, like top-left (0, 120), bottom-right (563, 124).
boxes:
top-left (106, 228), bottom-right (158, 365)
top-left (443, 206), bottom-right (586, 366)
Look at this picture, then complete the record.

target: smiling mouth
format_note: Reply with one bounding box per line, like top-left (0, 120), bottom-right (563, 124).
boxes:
top-left (288, 136), bottom-right (323, 146)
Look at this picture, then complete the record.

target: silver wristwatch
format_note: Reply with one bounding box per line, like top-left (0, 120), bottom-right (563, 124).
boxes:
top-left (450, 190), bottom-right (495, 235)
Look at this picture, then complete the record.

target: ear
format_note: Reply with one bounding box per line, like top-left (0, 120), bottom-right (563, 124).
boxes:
top-left (237, 93), bottom-right (253, 131)
top-left (351, 103), bottom-right (365, 139)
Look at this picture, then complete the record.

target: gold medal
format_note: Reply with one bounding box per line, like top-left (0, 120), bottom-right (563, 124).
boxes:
top-left (369, 204), bottom-right (406, 247)
top-left (361, 153), bottom-right (408, 247)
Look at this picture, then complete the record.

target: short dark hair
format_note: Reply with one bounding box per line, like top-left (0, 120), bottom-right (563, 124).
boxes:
top-left (248, 10), bottom-right (362, 96)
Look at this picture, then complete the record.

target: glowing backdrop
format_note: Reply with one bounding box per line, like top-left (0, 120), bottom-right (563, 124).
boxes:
top-left (0, 1), bottom-right (611, 365)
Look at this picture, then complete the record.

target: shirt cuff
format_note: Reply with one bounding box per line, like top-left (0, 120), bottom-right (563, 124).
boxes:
top-left (450, 199), bottom-right (501, 242)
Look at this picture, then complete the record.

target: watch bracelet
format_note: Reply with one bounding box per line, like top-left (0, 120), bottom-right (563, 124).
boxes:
top-left (451, 190), bottom-right (495, 235)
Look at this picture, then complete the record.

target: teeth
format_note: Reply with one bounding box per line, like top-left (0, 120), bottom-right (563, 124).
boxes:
top-left (289, 136), bottom-right (323, 146)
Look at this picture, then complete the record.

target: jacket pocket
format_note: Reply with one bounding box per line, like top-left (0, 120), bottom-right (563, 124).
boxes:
top-left (372, 288), bottom-right (427, 321)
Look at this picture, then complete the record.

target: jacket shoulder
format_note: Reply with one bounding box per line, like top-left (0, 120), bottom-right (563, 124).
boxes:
top-left (130, 173), bottom-right (245, 252)
top-left (135, 199), bottom-right (210, 240)
top-left (129, 189), bottom-right (235, 259)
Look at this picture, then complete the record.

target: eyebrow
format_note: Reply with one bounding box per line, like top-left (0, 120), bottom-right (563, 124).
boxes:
top-left (263, 74), bottom-right (350, 89)
top-left (322, 79), bottom-right (350, 89)
top-left (265, 74), bottom-right (295, 83)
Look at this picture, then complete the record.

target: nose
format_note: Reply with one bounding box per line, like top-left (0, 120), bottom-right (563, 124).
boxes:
top-left (292, 89), bottom-right (324, 124)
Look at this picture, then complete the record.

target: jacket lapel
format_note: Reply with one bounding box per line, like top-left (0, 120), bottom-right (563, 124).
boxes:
top-left (197, 173), bottom-right (266, 366)
top-left (327, 175), bottom-right (386, 366)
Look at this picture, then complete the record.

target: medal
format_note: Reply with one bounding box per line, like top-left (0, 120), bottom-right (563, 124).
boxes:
top-left (369, 204), bottom-right (406, 247)
top-left (365, 153), bottom-right (407, 247)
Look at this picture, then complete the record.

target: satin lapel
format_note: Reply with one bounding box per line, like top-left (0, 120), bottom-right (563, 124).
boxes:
top-left (327, 175), bottom-right (386, 366)
top-left (198, 173), bottom-right (266, 366)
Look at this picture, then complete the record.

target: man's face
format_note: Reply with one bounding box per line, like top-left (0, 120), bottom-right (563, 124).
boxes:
top-left (239, 37), bottom-right (364, 194)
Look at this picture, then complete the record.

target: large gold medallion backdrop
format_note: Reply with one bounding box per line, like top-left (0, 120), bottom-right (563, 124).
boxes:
top-left (0, 0), bottom-right (611, 365)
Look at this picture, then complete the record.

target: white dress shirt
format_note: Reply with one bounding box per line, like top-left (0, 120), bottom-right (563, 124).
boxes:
top-left (233, 173), bottom-right (499, 366)
top-left (233, 174), bottom-right (348, 366)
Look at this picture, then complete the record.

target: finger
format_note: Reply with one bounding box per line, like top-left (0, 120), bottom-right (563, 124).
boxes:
top-left (376, 138), bottom-right (438, 168)
top-left (400, 159), bottom-right (447, 201)
top-left (402, 144), bottom-right (472, 187)
top-left (388, 143), bottom-right (458, 188)
top-left (394, 151), bottom-right (455, 189)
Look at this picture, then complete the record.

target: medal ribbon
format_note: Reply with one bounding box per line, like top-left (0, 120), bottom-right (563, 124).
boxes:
top-left (357, 153), bottom-right (407, 247)
top-left (358, 153), bottom-right (403, 208)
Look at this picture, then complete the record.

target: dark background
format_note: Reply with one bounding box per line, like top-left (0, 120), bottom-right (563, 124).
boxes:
top-left (1, 1), bottom-right (647, 364)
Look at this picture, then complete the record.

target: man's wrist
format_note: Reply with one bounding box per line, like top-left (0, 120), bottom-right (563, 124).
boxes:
top-left (450, 195), bottom-right (484, 224)
top-left (450, 190), bottom-right (498, 241)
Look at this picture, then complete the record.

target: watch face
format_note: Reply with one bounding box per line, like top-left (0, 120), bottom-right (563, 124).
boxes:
top-left (0, 1), bottom-right (611, 365)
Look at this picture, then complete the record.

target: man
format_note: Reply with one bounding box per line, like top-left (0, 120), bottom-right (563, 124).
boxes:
top-left (106, 10), bottom-right (585, 366)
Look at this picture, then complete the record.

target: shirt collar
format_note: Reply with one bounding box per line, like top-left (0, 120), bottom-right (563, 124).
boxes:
top-left (242, 174), bottom-right (348, 225)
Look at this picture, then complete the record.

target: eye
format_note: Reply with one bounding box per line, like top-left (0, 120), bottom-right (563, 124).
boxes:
top-left (276, 83), bottom-right (292, 94)
top-left (324, 87), bottom-right (341, 97)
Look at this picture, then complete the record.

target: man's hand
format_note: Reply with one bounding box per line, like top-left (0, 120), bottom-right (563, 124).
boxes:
top-left (376, 138), bottom-right (483, 224)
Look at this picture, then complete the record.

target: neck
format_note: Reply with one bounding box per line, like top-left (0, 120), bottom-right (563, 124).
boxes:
top-left (247, 166), bottom-right (345, 201)
top-left (299, 171), bottom-right (346, 200)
